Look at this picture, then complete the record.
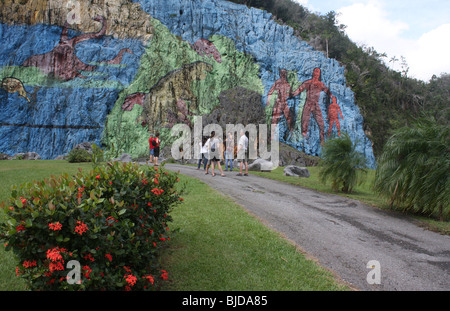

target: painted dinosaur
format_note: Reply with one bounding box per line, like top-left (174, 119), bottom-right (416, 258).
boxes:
top-left (122, 61), bottom-right (213, 132)
top-left (22, 15), bottom-right (132, 81)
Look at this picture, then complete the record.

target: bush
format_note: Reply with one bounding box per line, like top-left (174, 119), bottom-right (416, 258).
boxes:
top-left (319, 133), bottom-right (368, 193)
top-left (374, 118), bottom-right (449, 221)
top-left (0, 162), bottom-right (184, 290)
top-left (67, 148), bottom-right (92, 163)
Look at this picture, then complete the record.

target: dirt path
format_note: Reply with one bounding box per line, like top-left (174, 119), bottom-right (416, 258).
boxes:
top-left (164, 164), bottom-right (449, 291)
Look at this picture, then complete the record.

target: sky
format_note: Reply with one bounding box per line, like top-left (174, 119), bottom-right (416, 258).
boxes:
top-left (293, 0), bottom-right (450, 82)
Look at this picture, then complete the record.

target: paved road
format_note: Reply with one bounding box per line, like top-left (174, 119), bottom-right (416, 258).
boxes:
top-left (164, 164), bottom-right (449, 291)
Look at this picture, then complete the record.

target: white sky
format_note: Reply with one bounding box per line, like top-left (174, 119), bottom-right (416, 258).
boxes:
top-left (293, 0), bottom-right (450, 82)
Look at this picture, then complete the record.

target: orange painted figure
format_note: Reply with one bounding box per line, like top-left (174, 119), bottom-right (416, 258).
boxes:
top-left (266, 69), bottom-right (293, 136)
top-left (291, 67), bottom-right (332, 144)
top-left (327, 96), bottom-right (344, 136)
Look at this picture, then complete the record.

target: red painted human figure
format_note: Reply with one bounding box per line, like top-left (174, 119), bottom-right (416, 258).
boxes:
top-left (291, 67), bottom-right (332, 144)
top-left (266, 69), bottom-right (293, 137)
top-left (327, 96), bottom-right (344, 136)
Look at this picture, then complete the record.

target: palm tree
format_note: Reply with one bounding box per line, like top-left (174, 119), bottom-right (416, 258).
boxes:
top-left (319, 133), bottom-right (368, 193)
top-left (374, 117), bottom-right (449, 221)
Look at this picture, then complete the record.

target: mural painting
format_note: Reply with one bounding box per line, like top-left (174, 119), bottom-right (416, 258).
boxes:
top-left (22, 15), bottom-right (133, 81)
top-left (266, 69), bottom-right (294, 138)
top-left (0, 0), bottom-right (376, 168)
top-left (327, 96), bottom-right (344, 137)
top-left (1, 77), bottom-right (31, 102)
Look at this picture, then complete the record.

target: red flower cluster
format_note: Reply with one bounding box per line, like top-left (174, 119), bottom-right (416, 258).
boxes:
top-left (83, 265), bottom-right (92, 279)
top-left (48, 222), bottom-right (62, 231)
top-left (22, 260), bottom-right (37, 268)
top-left (77, 186), bottom-right (85, 199)
top-left (124, 274), bottom-right (137, 287)
top-left (151, 188), bottom-right (164, 195)
top-left (46, 247), bottom-right (68, 272)
top-left (143, 274), bottom-right (154, 285)
top-left (16, 224), bottom-right (26, 232)
top-left (74, 221), bottom-right (88, 235)
top-left (83, 253), bottom-right (95, 262)
top-left (160, 270), bottom-right (168, 280)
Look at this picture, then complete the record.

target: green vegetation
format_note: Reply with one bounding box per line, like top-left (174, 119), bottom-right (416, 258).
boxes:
top-left (67, 148), bottom-right (92, 163)
top-left (374, 118), bottom-right (449, 221)
top-left (0, 160), bottom-right (350, 291)
top-left (318, 133), bottom-right (367, 193)
top-left (229, 0), bottom-right (449, 158)
top-left (1, 161), bottom-right (181, 290)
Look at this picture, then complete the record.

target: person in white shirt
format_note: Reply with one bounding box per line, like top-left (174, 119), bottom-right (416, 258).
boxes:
top-left (236, 129), bottom-right (249, 176)
top-left (197, 137), bottom-right (208, 170)
top-left (205, 131), bottom-right (225, 177)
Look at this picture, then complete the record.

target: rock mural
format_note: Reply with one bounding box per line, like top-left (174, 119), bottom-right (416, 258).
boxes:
top-left (0, 0), bottom-right (376, 168)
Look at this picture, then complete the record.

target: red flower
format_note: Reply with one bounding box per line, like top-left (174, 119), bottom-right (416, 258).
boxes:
top-left (105, 253), bottom-right (112, 262)
top-left (46, 247), bottom-right (63, 262)
top-left (151, 188), bottom-right (162, 195)
top-left (143, 275), bottom-right (154, 285)
top-left (22, 260), bottom-right (37, 268)
top-left (96, 175), bottom-right (100, 180)
top-left (106, 216), bottom-right (116, 226)
top-left (20, 197), bottom-right (27, 205)
top-left (83, 253), bottom-right (95, 262)
top-left (49, 222), bottom-right (62, 231)
top-left (124, 274), bottom-right (137, 287)
top-left (160, 270), bottom-right (168, 280)
top-left (74, 221), bottom-right (88, 235)
top-left (16, 224), bottom-right (26, 232)
top-left (83, 265), bottom-right (92, 279)
top-left (49, 261), bottom-right (64, 272)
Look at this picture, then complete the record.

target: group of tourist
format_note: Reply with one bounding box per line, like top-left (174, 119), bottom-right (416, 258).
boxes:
top-left (148, 130), bottom-right (249, 176)
top-left (197, 129), bottom-right (249, 177)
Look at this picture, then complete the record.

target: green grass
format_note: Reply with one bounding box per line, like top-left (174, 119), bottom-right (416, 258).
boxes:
top-left (0, 160), bottom-right (350, 291)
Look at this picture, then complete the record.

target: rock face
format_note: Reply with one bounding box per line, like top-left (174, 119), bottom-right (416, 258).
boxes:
top-left (0, 0), bottom-right (376, 168)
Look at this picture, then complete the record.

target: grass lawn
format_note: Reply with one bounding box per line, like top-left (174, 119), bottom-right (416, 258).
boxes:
top-left (0, 160), bottom-right (350, 291)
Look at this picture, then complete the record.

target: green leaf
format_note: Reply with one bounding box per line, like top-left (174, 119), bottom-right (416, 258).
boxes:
top-left (118, 209), bottom-right (127, 215)
top-left (15, 199), bottom-right (23, 208)
top-left (7, 219), bottom-right (16, 226)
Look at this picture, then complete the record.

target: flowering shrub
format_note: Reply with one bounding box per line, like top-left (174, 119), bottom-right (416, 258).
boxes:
top-left (0, 162), bottom-right (184, 290)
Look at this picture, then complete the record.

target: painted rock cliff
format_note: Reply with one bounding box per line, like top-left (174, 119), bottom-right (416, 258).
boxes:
top-left (0, 0), bottom-right (376, 168)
